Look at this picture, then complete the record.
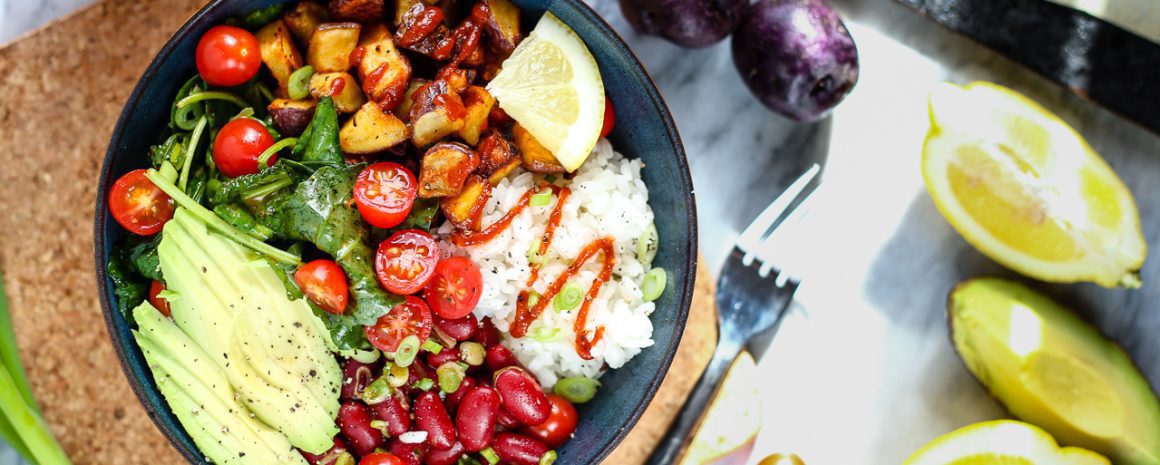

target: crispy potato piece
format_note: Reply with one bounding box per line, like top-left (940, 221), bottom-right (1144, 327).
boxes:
top-left (328, 0), bottom-right (384, 22)
top-left (413, 109), bottom-right (466, 147)
top-left (441, 175), bottom-right (491, 229)
top-left (284, 1), bottom-right (328, 43)
top-left (257, 20), bottom-right (305, 93)
top-left (457, 86), bottom-right (495, 146)
top-left (394, 79), bottom-right (428, 118)
top-left (419, 142), bottom-right (479, 197)
top-left (487, 158), bottom-right (521, 184)
top-left (436, 67), bottom-right (471, 94)
top-left (309, 72), bottom-right (367, 113)
top-left (513, 124), bottom-right (565, 174)
top-left (308, 22), bottom-right (361, 72)
top-left (482, 0), bottom-right (521, 53)
top-left (476, 130), bottom-right (521, 183)
top-left (394, 0), bottom-right (422, 25)
top-left (268, 99), bottom-right (318, 136)
top-left (357, 24), bottom-right (413, 109)
top-left (409, 80), bottom-right (466, 147)
top-left (340, 102), bottom-right (410, 154)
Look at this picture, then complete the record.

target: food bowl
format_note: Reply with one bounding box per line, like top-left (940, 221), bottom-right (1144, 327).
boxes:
top-left (93, 0), bottom-right (696, 463)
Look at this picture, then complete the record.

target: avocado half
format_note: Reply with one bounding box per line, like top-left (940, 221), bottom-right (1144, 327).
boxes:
top-left (948, 278), bottom-right (1160, 465)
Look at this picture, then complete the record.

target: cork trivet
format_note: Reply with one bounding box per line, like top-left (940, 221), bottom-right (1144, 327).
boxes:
top-left (0, 1), bottom-right (716, 464)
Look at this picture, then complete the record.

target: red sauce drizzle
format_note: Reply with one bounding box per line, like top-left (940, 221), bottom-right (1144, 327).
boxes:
top-left (365, 63), bottom-right (389, 95)
top-left (434, 93), bottom-right (468, 122)
top-left (328, 76), bottom-right (346, 96)
top-left (349, 46), bottom-right (367, 68)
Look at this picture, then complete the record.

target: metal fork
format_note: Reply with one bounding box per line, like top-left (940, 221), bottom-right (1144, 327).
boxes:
top-left (644, 163), bottom-right (822, 465)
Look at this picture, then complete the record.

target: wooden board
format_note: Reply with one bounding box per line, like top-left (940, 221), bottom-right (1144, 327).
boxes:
top-left (0, 1), bottom-right (716, 463)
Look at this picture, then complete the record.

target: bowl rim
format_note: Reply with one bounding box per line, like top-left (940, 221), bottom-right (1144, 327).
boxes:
top-left (93, 1), bottom-right (697, 463)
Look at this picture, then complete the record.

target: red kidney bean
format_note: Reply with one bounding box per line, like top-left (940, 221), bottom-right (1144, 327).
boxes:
top-left (455, 385), bottom-right (500, 452)
top-left (402, 362), bottom-right (435, 396)
top-left (299, 437), bottom-right (348, 465)
top-left (493, 432), bottom-right (550, 465)
top-left (493, 367), bottom-right (550, 426)
top-left (370, 391), bottom-right (412, 437)
top-left (433, 313), bottom-right (478, 341)
top-left (472, 318), bottom-right (501, 347)
top-left (388, 439), bottom-right (429, 465)
top-left (414, 391), bottom-right (458, 450)
top-left (424, 441), bottom-right (465, 465)
top-left (496, 405), bottom-right (523, 429)
top-left (341, 358), bottom-right (381, 400)
top-left (444, 376), bottom-right (477, 413)
top-left (485, 345), bottom-right (518, 372)
top-left (427, 347), bottom-right (461, 367)
top-left (338, 401), bottom-right (385, 457)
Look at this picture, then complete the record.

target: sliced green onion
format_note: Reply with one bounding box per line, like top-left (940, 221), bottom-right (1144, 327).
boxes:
top-left (393, 335), bottom-right (421, 367)
top-left (411, 378), bottom-right (435, 391)
top-left (437, 362), bottom-right (467, 393)
top-left (176, 90), bottom-right (250, 110)
top-left (459, 342), bottom-right (485, 366)
top-left (144, 169), bottom-right (301, 265)
top-left (544, 175), bottom-right (558, 183)
top-left (256, 137), bottom-right (297, 168)
top-left (526, 291), bottom-right (541, 309)
top-left (335, 452), bottom-right (356, 465)
top-left (345, 348), bottom-right (381, 364)
top-left (172, 79), bottom-right (205, 130)
top-left (369, 419), bottom-right (390, 435)
top-left (178, 116), bottom-right (209, 191)
top-left (530, 327), bottom-right (561, 342)
top-left (554, 283), bottom-right (582, 312)
top-left (385, 362), bottom-right (409, 388)
top-left (539, 451), bottom-right (557, 465)
top-left (554, 376), bottom-right (601, 403)
top-left (481, 447), bottom-right (500, 465)
top-left (288, 66), bottom-right (315, 100)
top-left (641, 268), bottom-right (667, 302)
top-left (635, 223), bottom-right (658, 266)
top-left (530, 190), bottom-right (552, 207)
top-left (233, 107), bottom-right (256, 120)
top-left (361, 377), bottom-right (392, 404)
top-left (527, 239), bottom-right (546, 265)
top-left (421, 339), bottom-right (444, 354)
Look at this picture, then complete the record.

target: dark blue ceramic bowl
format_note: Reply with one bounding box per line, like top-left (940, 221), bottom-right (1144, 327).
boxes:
top-left (94, 1), bottom-right (695, 463)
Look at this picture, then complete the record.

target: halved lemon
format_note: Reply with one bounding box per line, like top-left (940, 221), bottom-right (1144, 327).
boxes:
top-left (922, 82), bottom-right (1146, 288)
top-left (903, 420), bottom-right (1109, 465)
top-left (486, 12), bottom-right (605, 172)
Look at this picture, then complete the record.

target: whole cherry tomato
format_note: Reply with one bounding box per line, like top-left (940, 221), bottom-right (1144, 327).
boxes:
top-left (523, 394), bottom-right (578, 448)
top-left (196, 25), bottom-right (262, 87)
top-left (108, 169), bottom-right (174, 236)
top-left (294, 259), bottom-right (350, 315)
top-left (359, 452), bottom-right (408, 465)
top-left (213, 118), bottom-right (275, 178)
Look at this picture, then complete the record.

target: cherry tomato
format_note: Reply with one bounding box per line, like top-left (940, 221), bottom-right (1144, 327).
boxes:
top-left (366, 296), bottom-right (433, 353)
top-left (195, 25), bottom-right (262, 87)
top-left (148, 281), bottom-right (172, 317)
top-left (108, 169), bottom-right (175, 235)
top-left (294, 259), bottom-right (350, 315)
top-left (600, 99), bottom-right (615, 139)
top-left (359, 452), bottom-right (408, 465)
top-left (375, 230), bottom-right (440, 295)
top-left (355, 162), bottom-right (418, 229)
top-left (424, 257), bottom-right (482, 319)
top-left (213, 118), bottom-right (275, 178)
top-left (523, 394), bottom-right (578, 448)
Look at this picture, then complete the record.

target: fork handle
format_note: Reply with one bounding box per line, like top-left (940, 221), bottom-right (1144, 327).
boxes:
top-left (643, 339), bottom-right (743, 465)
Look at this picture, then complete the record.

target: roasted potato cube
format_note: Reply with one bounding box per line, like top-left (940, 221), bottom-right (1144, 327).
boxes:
top-left (328, 0), bottom-right (384, 22)
top-left (284, 2), bottom-right (328, 43)
top-left (409, 80), bottom-right (466, 147)
top-left (476, 129), bottom-right (520, 183)
top-left (309, 72), bottom-right (366, 113)
top-left (436, 66), bottom-right (471, 94)
top-left (457, 86), bottom-right (495, 146)
top-left (487, 158), bottom-right (521, 184)
top-left (513, 124), bottom-right (565, 174)
top-left (394, 79), bottom-right (428, 118)
top-left (394, 0), bottom-right (422, 25)
top-left (413, 109), bottom-right (466, 147)
top-left (357, 24), bottom-right (413, 109)
top-left (268, 99), bottom-right (318, 136)
top-left (308, 22), bottom-right (361, 72)
top-left (257, 20), bottom-right (305, 93)
top-left (340, 102), bottom-right (410, 154)
top-left (419, 142), bottom-right (479, 197)
top-left (441, 175), bottom-right (491, 229)
top-left (482, 0), bottom-right (521, 53)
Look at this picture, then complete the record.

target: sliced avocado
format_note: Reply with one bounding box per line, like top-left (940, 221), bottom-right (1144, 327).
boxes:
top-left (132, 302), bottom-right (308, 465)
top-left (949, 278), bottom-right (1160, 465)
top-left (158, 208), bottom-right (341, 454)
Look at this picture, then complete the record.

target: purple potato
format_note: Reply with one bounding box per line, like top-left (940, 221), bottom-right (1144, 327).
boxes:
top-left (731, 0), bottom-right (859, 121)
top-left (619, 0), bottom-right (746, 48)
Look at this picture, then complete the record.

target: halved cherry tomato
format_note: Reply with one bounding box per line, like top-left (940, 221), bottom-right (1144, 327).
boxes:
top-left (294, 259), bottom-right (350, 315)
top-left (355, 162), bottom-right (418, 229)
top-left (600, 99), bottom-right (615, 139)
top-left (108, 169), bottom-right (175, 236)
top-left (148, 281), bottom-right (172, 317)
top-left (213, 118), bottom-right (275, 178)
top-left (523, 394), bottom-right (578, 448)
top-left (196, 25), bottom-right (262, 87)
top-left (359, 452), bottom-right (408, 465)
top-left (365, 296), bottom-right (433, 353)
top-left (375, 229), bottom-right (440, 295)
top-left (424, 256), bottom-right (482, 319)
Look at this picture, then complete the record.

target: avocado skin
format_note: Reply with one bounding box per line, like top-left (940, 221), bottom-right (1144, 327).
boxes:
top-left (948, 278), bottom-right (1160, 465)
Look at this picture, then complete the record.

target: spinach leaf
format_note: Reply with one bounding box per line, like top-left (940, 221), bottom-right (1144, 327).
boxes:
top-left (400, 198), bottom-right (441, 231)
top-left (107, 248), bottom-right (148, 322)
top-left (211, 163), bottom-right (299, 206)
top-left (214, 203), bottom-right (275, 241)
top-left (292, 122), bottom-right (314, 158)
top-left (126, 236), bottom-right (163, 282)
top-left (302, 97), bottom-right (342, 165)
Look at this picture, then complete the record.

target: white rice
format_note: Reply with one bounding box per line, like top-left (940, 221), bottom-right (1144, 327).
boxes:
top-left (435, 139), bottom-right (657, 387)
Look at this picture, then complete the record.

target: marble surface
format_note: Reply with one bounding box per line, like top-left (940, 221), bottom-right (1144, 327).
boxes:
top-left (4, 0), bottom-right (1160, 464)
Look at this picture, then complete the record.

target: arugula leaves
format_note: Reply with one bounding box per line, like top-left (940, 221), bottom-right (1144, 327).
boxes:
top-left (107, 248), bottom-right (149, 322)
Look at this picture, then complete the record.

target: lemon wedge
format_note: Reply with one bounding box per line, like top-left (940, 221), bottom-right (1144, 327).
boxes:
top-left (903, 420), bottom-right (1110, 465)
top-left (486, 12), bottom-right (605, 172)
top-left (922, 82), bottom-right (1146, 288)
